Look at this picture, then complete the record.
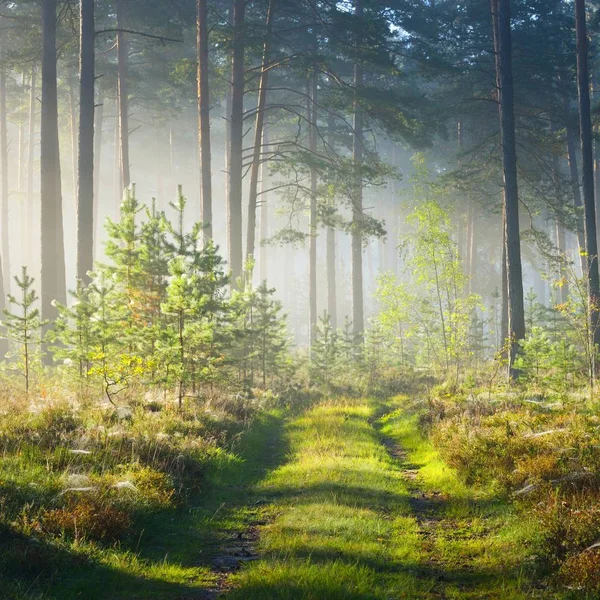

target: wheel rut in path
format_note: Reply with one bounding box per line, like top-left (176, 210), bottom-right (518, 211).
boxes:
top-left (384, 440), bottom-right (446, 594)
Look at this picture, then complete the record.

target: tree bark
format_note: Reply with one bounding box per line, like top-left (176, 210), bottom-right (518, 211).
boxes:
top-left (26, 67), bottom-right (36, 271)
top-left (77, 0), bottom-right (95, 284)
top-left (566, 118), bottom-right (587, 276)
top-left (351, 0), bottom-right (364, 340)
top-left (246, 0), bottom-right (275, 262)
top-left (113, 97), bottom-right (122, 210)
top-left (93, 94), bottom-right (103, 260)
top-left (0, 60), bottom-right (9, 294)
top-left (551, 127), bottom-right (570, 303)
top-left (575, 0), bottom-right (600, 373)
top-left (327, 116), bottom-right (337, 328)
top-left (69, 77), bottom-right (78, 198)
top-left (492, 0), bottom-right (525, 378)
top-left (228, 0), bottom-right (245, 282)
top-left (259, 128), bottom-right (269, 281)
top-left (197, 0), bottom-right (213, 238)
top-left (501, 202), bottom-right (509, 351)
top-left (116, 0), bottom-right (130, 190)
top-left (308, 71), bottom-right (318, 347)
top-left (18, 73), bottom-right (26, 193)
top-left (41, 0), bottom-right (67, 326)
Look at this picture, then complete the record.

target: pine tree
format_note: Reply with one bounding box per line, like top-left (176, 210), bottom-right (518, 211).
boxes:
top-left (87, 276), bottom-right (133, 405)
top-left (2, 267), bottom-right (46, 394)
top-left (310, 311), bottom-right (339, 386)
top-left (161, 257), bottom-right (201, 409)
top-left (254, 281), bottom-right (288, 386)
top-left (49, 280), bottom-right (96, 379)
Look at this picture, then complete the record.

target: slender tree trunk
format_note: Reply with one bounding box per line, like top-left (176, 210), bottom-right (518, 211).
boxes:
top-left (308, 70), bottom-right (318, 346)
top-left (501, 203), bottom-right (509, 349)
top-left (69, 77), bottom-right (78, 197)
top-left (168, 120), bottom-right (175, 196)
top-left (156, 125), bottom-right (163, 208)
top-left (468, 205), bottom-right (477, 295)
top-left (575, 0), bottom-right (600, 374)
top-left (326, 116), bottom-right (337, 328)
top-left (492, 0), bottom-right (525, 378)
top-left (116, 0), bottom-right (130, 190)
top-left (246, 0), bottom-right (275, 262)
top-left (18, 73), bottom-right (26, 193)
top-left (197, 0), bottom-right (213, 238)
top-left (228, 0), bottom-right (245, 282)
top-left (551, 128), bottom-right (570, 303)
top-left (26, 67), bottom-right (36, 271)
top-left (259, 128), bottom-right (269, 281)
top-left (113, 98), bottom-right (122, 209)
top-left (0, 60), bottom-right (9, 293)
top-left (351, 0), bottom-right (364, 340)
top-left (41, 0), bottom-right (67, 327)
top-left (93, 95), bottom-right (103, 260)
top-left (18, 73), bottom-right (27, 264)
top-left (77, 0), bottom-right (95, 284)
top-left (566, 118), bottom-right (587, 276)
top-left (556, 219), bottom-right (569, 302)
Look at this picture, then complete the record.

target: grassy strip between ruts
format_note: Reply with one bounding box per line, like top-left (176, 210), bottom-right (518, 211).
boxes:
top-left (228, 397), bottom-right (542, 600)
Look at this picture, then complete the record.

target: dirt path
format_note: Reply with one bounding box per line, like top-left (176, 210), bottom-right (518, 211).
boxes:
top-left (206, 400), bottom-right (537, 599)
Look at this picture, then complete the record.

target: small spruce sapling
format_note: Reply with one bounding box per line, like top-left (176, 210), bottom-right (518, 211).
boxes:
top-left (1, 267), bottom-right (46, 394)
top-left (49, 280), bottom-right (96, 378)
top-left (311, 311), bottom-right (339, 386)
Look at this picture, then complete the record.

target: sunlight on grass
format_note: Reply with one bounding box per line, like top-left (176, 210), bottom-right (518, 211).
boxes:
top-left (380, 398), bottom-right (538, 600)
top-left (230, 398), bottom-right (432, 599)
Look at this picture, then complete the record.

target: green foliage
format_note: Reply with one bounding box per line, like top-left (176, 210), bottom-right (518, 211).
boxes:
top-left (1, 267), bottom-right (46, 393)
top-left (514, 327), bottom-right (580, 393)
top-left (230, 269), bottom-right (289, 389)
top-left (310, 311), bottom-right (339, 386)
top-left (48, 281), bottom-right (96, 379)
top-left (24, 188), bottom-right (290, 405)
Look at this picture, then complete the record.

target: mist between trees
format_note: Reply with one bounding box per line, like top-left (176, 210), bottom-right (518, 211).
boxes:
top-left (0, 0), bottom-right (599, 389)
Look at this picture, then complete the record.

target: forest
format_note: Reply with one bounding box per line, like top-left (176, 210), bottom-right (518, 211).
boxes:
top-left (3, 0), bottom-right (600, 598)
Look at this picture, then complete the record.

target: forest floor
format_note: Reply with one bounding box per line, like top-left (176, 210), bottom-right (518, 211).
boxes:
top-left (18, 397), bottom-right (548, 599)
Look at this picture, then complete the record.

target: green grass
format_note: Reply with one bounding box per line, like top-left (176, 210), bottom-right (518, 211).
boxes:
top-left (229, 397), bottom-right (542, 599)
top-left (1, 394), bottom-right (554, 599)
top-left (380, 403), bottom-right (541, 599)
top-left (0, 406), bottom-right (288, 600)
top-left (229, 399), bottom-right (429, 599)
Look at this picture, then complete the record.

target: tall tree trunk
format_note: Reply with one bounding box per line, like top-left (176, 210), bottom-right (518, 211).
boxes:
top-left (575, 0), bottom-right (600, 375)
top-left (113, 98), bottom-right (122, 209)
top-left (492, 0), bottom-right (525, 378)
top-left (26, 66), bottom-right (36, 271)
top-left (0, 60), bottom-right (9, 294)
top-left (327, 116), bottom-right (337, 328)
top-left (566, 118), bottom-right (587, 276)
top-left (501, 203), bottom-right (509, 351)
top-left (351, 0), bottom-right (364, 340)
top-left (41, 0), bottom-right (67, 326)
top-left (246, 0), bottom-right (275, 261)
top-left (308, 71), bottom-right (318, 346)
top-left (259, 128), bottom-right (269, 282)
top-left (76, 0), bottom-right (95, 284)
top-left (116, 0), bottom-right (130, 190)
top-left (18, 73), bottom-right (26, 193)
top-left (551, 128), bottom-right (570, 303)
top-left (69, 77), bottom-right (78, 197)
top-left (556, 219), bottom-right (569, 303)
top-left (93, 94), bottom-right (103, 260)
top-left (228, 0), bottom-right (245, 282)
top-left (197, 0), bottom-right (212, 238)
top-left (18, 73), bottom-right (27, 264)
